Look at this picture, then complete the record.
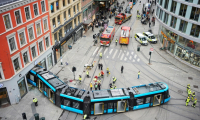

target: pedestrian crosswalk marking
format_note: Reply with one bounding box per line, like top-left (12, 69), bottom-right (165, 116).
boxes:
top-left (124, 57), bottom-right (127, 61)
top-left (107, 56), bottom-right (109, 58)
top-left (126, 52), bottom-right (129, 56)
top-left (104, 48), bottom-right (108, 55)
top-left (137, 58), bottom-right (140, 62)
top-left (118, 50), bottom-right (122, 58)
top-left (93, 47), bottom-right (99, 56)
top-left (129, 56), bottom-right (132, 60)
top-left (109, 49), bottom-right (113, 54)
top-left (133, 59), bottom-right (135, 62)
top-left (99, 47), bottom-right (103, 52)
top-left (131, 52), bottom-right (134, 55)
top-left (134, 55), bottom-right (137, 58)
top-left (112, 50), bottom-right (118, 59)
top-left (120, 53), bottom-right (124, 60)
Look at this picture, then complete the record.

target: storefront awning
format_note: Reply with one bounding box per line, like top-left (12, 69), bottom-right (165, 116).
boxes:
top-left (83, 19), bottom-right (93, 25)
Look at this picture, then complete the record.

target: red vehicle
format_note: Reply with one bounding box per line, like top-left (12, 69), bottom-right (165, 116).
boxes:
top-left (100, 26), bottom-right (115, 46)
top-left (115, 13), bottom-right (132, 25)
top-left (119, 26), bottom-right (131, 45)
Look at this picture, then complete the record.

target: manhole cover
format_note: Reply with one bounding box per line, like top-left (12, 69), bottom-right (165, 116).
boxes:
top-left (188, 77), bottom-right (193, 80)
top-left (63, 78), bottom-right (68, 80)
top-left (193, 85), bottom-right (198, 88)
top-left (178, 90), bottom-right (183, 94)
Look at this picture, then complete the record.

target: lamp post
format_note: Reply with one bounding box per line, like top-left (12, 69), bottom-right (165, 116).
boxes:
top-left (59, 41), bottom-right (62, 65)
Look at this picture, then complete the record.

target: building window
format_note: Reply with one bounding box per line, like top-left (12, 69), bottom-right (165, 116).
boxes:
top-left (52, 18), bottom-right (56, 28)
top-left (31, 46), bottom-right (37, 59)
top-left (185, 0), bottom-right (193, 3)
top-left (56, 0), bottom-right (59, 10)
top-left (73, 6), bottom-right (76, 15)
top-left (164, 0), bottom-right (169, 9)
top-left (57, 15), bottom-right (60, 25)
top-left (28, 26), bottom-right (35, 41)
top-left (64, 25), bottom-right (67, 34)
top-left (199, 0), bottom-right (200, 4)
top-left (63, 0), bottom-right (66, 6)
top-left (39, 41), bottom-right (44, 53)
top-left (74, 19), bottom-right (76, 27)
top-left (33, 3), bottom-right (39, 16)
top-left (13, 57), bottom-right (21, 72)
top-left (59, 29), bottom-right (62, 40)
top-left (190, 7), bottom-right (200, 21)
top-left (54, 33), bottom-right (57, 42)
top-left (47, 53), bottom-right (53, 68)
top-left (170, 1), bottom-right (177, 13)
top-left (156, 7), bottom-right (160, 16)
top-left (159, 0), bottom-right (162, 6)
top-left (190, 24), bottom-right (200, 37)
top-left (78, 16), bottom-right (80, 24)
top-left (159, 10), bottom-right (163, 20)
top-left (179, 20), bottom-right (188, 33)
top-left (64, 11), bottom-right (66, 21)
top-left (43, 19), bottom-right (48, 32)
top-left (88, 5), bottom-right (91, 14)
top-left (68, 0), bottom-right (70, 4)
top-left (77, 4), bottom-right (79, 12)
top-left (3, 14), bottom-right (12, 30)
top-left (8, 37), bottom-right (17, 52)
top-left (45, 36), bottom-right (50, 48)
top-left (36, 22), bottom-right (42, 36)
top-left (170, 16), bottom-right (177, 28)
top-left (25, 6), bottom-right (31, 20)
top-left (68, 9), bottom-right (71, 17)
top-left (18, 77), bottom-right (27, 98)
top-left (51, 3), bottom-right (54, 13)
top-left (179, 4), bottom-right (187, 17)
top-left (15, 10), bottom-right (22, 25)
top-left (41, 0), bottom-right (46, 13)
top-left (19, 31), bottom-right (26, 47)
top-left (23, 51), bottom-right (29, 65)
top-left (163, 12), bottom-right (168, 24)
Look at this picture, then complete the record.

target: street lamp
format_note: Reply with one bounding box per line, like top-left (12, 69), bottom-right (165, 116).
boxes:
top-left (59, 41), bottom-right (62, 65)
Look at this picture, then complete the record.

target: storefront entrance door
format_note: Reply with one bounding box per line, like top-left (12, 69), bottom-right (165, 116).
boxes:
top-left (0, 88), bottom-right (10, 108)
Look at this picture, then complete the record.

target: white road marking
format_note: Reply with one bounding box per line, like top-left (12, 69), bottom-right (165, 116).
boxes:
top-left (120, 53), bottom-right (124, 60)
top-left (93, 47), bottom-right (99, 56)
top-left (109, 49), bottom-right (113, 54)
top-left (107, 56), bottom-right (109, 58)
top-left (126, 52), bottom-right (129, 56)
top-left (104, 48), bottom-right (108, 55)
top-left (112, 50), bottom-right (118, 59)
top-left (118, 50), bottom-right (122, 58)
top-left (129, 56), bottom-right (132, 60)
top-left (137, 58), bottom-right (140, 62)
top-left (168, 66), bottom-right (180, 71)
top-left (134, 55), bottom-right (137, 58)
top-left (132, 59), bottom-right (135, 62)
top-left (131, 52), bottom-right (134, 55)
top-left (124, 57), bottom-right (127, 61)
top-left (99, 47), bottom-right (103, 52)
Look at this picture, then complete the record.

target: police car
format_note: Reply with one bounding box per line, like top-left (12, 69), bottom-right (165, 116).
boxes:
top-left (135, 33), bottom-right (148, 45)
top-left (143, 32), bottom-right (157, 43)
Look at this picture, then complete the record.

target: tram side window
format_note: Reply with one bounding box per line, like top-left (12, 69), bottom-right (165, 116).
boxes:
top-left (44, 84), bottom-right (47, 92)
top-left (91, 104), bottom-right (94, 111)
top-left (64, 99), bottom-right (71, 106)
top-left (136, 98), bottom-right (144, 105)
top-left (145, 97), bottom-right (151, 103)
top-left (30, 74), bottom-right (34, 81)
top-left (72, 101), bottom-right (80, 109)
top-left (114, 103), bottom-right (117, 109)
top-left (108, 103), bottom-right (113, 109)
top-left (104, 103), bottom-right (107, 110)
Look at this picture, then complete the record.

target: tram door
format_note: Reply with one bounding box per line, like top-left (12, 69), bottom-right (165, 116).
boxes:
top-left (94, 103), bottom-right (104, 115)
top-left (153, 94), bottom-right (162, 106)
top-left (39, 80), bottom-right (43, 92)
top-left (49, 89), bottom-right (55, 103)
top-left (117, 100), bottom-right (126, 112)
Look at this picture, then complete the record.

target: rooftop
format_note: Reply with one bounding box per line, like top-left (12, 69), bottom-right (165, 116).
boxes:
top-left (0, 0), bottom-right (19, 6)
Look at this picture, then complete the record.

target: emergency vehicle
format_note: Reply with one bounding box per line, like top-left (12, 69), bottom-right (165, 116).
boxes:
top-left (135, 33), bottom-right (148, 45)
top-left (115, 13), bottom-right (132, 25)
top-left (100, 26), bottom-right (115, 46)
top-left (119, 26), bottom-right (131, 45)
top-left (143, 32), bottom-right (157, 43)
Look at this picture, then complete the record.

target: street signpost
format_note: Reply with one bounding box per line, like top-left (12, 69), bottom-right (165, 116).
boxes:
top-left (149, 48), bottom-right (153, 64)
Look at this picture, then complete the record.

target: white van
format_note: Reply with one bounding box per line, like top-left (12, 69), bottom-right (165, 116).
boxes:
top-left (135, 33), bottom-right (148, 45)
top-left (143, 32), bottom-right (157, 43)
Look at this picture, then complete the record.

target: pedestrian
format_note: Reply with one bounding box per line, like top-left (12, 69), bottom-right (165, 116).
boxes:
top-left (90, 82), bottom-right (93, 90)
top-left (121, 66), bottom-right (124, 73)
top-left (149, 22), bottom-right (151, 28)
top-left (101, 70), bottom-right (104, 77)
top-left (152, 9), bottom-right (154, 15)
top-left (33, 98), bottom-right (38, 106)
top-left (100, 63), bottom-right (103, 70)
top-left (109, 83), bottom-right (113, 88)
top-left (83, 114), bottom-right (87, 120)
top-left (185, 97), bottom-right (190, 106)
top-left (192, 98), bottom-right (197, 108)
top-left (98, 83), bottom-right (101, 90)
top-left (94, 83), bottom-right (98, 90)
top-left (188, 89), bottom-right (192, 97)
top-left (86, 71), bottom-right (89, 78)
top-left (138, 71), bottom-right (140, 79)
top-left (99, 52), bottom-right (102, 59)
top-left (113, 76), bottom-right (117, 84)
top-left (191, 92), bottom-right (195, 101)
top-left (98, 63), bottom-right (101, 69)
top-left (114, 85), bottom-right (116, 89)
top-left (187, 84), bottom-right (190, 92)
top-left (79, 75), bottom-right (82, 83)
top-left (115, 39), bottom-right (118, 46)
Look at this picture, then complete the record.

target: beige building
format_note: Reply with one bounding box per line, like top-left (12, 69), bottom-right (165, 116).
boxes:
top-left (48, 0), bottom-right (83, 63)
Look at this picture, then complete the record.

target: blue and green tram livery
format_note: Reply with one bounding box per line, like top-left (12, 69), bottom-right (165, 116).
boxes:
top-left (27, 66), bottom-right (170, 116)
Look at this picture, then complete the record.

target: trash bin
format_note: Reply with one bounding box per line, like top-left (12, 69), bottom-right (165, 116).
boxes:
top-left (40, 117), bottom-right (45, 120)
top-left (137, 45), bottom-right (141, 51)
top-left (34, 113), bottom-right (39, 120)
top-left (22, 113), bottom-right (27, 120)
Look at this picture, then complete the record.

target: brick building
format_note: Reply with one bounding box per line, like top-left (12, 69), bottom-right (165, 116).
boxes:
top-left (0, 0), bottom-right (54, 106)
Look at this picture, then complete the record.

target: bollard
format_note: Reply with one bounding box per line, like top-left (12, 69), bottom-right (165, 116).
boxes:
top-left (22, 113), bottom-right (27, 120)
top-left (40, 117), bottom-right (45, 120)
top-left (34, 113), bottom-right (39, 120)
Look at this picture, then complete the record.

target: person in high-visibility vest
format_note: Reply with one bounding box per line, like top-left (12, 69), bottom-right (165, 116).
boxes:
top-left (98, 73), bottom-right (101, 79)
top-left (109, 83), bottom-right (112, 88)
top-left (115, 39), bottom-right (118, 46)
top-left (86, 71), bottom-right (89, 78)
top-left (113, 77), bottom-right (117, 84)
top-left (186, 97), bottom-right (190, 106)
top-left (114, 86), bottom-right (116, 89)
top-left (79, 75), bottom-right (82, 83)
top-left (192, 98), bottom-right (197, 108)
top-left (110, 87), bottom-right (114, 90)
top-left (188, 89), bottom-right (192, 97)
top-left (191, 92), bottom-right (195, 101)
top-left (106, 67), bottom-right (109, 77)
top-left (94, 83), bottom-right (98, 90)
top-left (101, 70), bottom-right (104, 77)
top-left (33, 98), bottom-right (38, 106)
top-left (99, 52), bottom-right (102, 58)
top-left (83, 114), bottom-right (87, 119)
top-left (90, 82), bottom-right (93, 91)
top-left (187, 84), bottom-right (190, 92)
top-left (138, 71), bottom-right (140, 79)
top-left (93, 78), bottom-right (97, 82)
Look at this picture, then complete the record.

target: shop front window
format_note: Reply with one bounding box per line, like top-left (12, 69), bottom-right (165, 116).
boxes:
top-left (179, 20), bottom-right (188, 33)
top-left (170, 16), bottom-right (177, 28)
top-left (47, 53), bottom-right (53, 68)
top-left (190, 24), bottom-right (200, 38)
top-left (18, 77), bottom-right (27, 98)
top-left (0, 88), bottom-right (10, 107)
top-left (38, 58), bottom-right (46, 69)
top-left (56, 48), bottom-right (61, 61)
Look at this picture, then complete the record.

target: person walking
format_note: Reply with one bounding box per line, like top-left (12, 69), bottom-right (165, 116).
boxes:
top-left (106, 67), bottom-right (110, 77)
top-left (79, 75), bottom-right (82, 83)
top-left (188, 89), bottom-right (192, 97)
top-left (149, 22), bottom-right (151, 28)
top-left (138, 71), bottom-right (140, 79)
top-left (187, 84), bottom-right (190, 92)
top-left (186, 97), bottom-right (190, 106)
top-left (100, 52), bottom-right (102, 59)
top-left (191, 92), bottom-right (195, 101)
top-left (94, 83), bottom-right (98, 90)
top-left (86, 71), bottom-right (89, 78)
top-left (121, 66), bottom-right (124, 73)
top-left (114, 85), bottom-right (116, 89)
top-left (98, 63), bottom-right (101, 69)
top-left (109, 83), bottom-right (113, 88)
top-left (98, 83), bottom-right (101, 90)
top-left (100, 63), bottom-right (103, 70)
top-left (101, 70), bottom-right (104, 77)
top-left (113, 76), bottom-right (117, 84)
top-left (33, 98), bottom-right (38, 106)
top-left (191, 98), bottom-right (197, 108)
top-left (152, 9), bottom-right (154, 15)
top-left (90, 82), bottom-right (93, 91)
top-left (115, 39), bottom-right (118, 46)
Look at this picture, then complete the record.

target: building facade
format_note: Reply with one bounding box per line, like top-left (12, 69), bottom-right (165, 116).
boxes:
top-left (48, 0), bottom-right (83, 63)
top-left (155, 0), bottom-right (200, 70)
top-left (0, 0), bottom-right (54, 106)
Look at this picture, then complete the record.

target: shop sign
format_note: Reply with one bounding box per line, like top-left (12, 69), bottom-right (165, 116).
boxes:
top-left (161, 31), bottom-right (167, 38)
top-left (0, 83), bottom-right (3, 88)
top-left (161, 31), bottom-right (175, 44)
top-left (61, 40), bottom-right (67, 46)
top-left (167, 38), bottom-right (175, 44)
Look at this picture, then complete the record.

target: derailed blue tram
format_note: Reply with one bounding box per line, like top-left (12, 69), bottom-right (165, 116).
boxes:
top-left (27, 66), bottom-right (170, 115)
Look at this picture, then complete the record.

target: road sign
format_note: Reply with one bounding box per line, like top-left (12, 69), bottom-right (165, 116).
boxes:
top-left (150, 48), bottom-right (154, 52)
